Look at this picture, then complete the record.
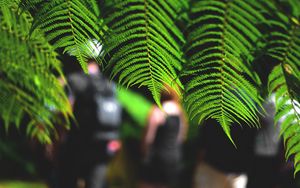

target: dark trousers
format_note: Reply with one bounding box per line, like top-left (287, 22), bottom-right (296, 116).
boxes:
top-left (58, 138), bottom-right (112, 188)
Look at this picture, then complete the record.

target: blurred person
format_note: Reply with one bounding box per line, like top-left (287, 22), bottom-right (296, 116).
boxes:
top-left (247, 94), bottom-right (299, 188)
top-left (58, 60), bottom-right (122, 188)
top-left (139, 86), bottom-right (188, 188)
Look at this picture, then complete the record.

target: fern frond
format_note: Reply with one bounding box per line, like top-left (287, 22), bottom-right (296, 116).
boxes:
top-left (20, 0), bottom-right (105, 72)
top-left (182, 0), bottom-right (264, 142)
top-left (104, 0), bottom-right (186, 105)
top-left (268, 65), bottom-right (300, 175)
top-left (0, 1), bottom-right (72, 143)
top-left (262, 1), bottom-right (300, 175)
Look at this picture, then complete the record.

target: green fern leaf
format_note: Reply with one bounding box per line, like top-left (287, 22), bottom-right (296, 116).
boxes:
top-left (263, 1), bottom-right (300, 175)
top-left (0, 1), bottom-right (72, 143)
top-left (182, 0), bottom-right (264, 142)
top-left (268, 65), bottom-right (300, 176)
top-left (20, 0), bottom-right (105, 72)
top-left (104, 0), bottom-right (186, 105)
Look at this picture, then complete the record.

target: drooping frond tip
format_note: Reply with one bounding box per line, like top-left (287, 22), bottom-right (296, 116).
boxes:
top-left (182, 0), bottom-right (264, 141)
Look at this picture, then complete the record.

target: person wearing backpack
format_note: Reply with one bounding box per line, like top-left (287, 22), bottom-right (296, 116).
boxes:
top-left (58, 60), bottom-right (122, 188)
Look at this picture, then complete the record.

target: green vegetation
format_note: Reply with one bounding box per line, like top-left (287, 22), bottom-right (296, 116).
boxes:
top-left (0, 0), bottom-right (299, 174)
top-left (0, 181), bottom-right (47, 188)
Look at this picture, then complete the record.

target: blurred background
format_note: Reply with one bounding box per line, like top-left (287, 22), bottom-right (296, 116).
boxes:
top-left (1, 1), bottom-right (300, 187)
top-left (1, 54), bottom-right (300, 188)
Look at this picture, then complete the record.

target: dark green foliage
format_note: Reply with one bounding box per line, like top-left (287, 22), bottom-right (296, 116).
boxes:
top-left (104, 0), bottom-right (186, 105)
top-left (263, 1), bottom-right (300, 175)
top-left (182, 0), bottom-right (264, 143)
top-left (269, 65), bottom-right (300, 175)
top-left (20, 0), bottom-right (106, 72)
top-left (1, 0), bottom-right (300, 175)
top-left (0, 1), bottom-right (72, 143)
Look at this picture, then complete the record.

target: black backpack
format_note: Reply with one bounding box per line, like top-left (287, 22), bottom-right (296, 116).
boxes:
top-left (68, 73), bottom-right (122, 133)
top-left (89, 74), bottom-right (122, 128)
